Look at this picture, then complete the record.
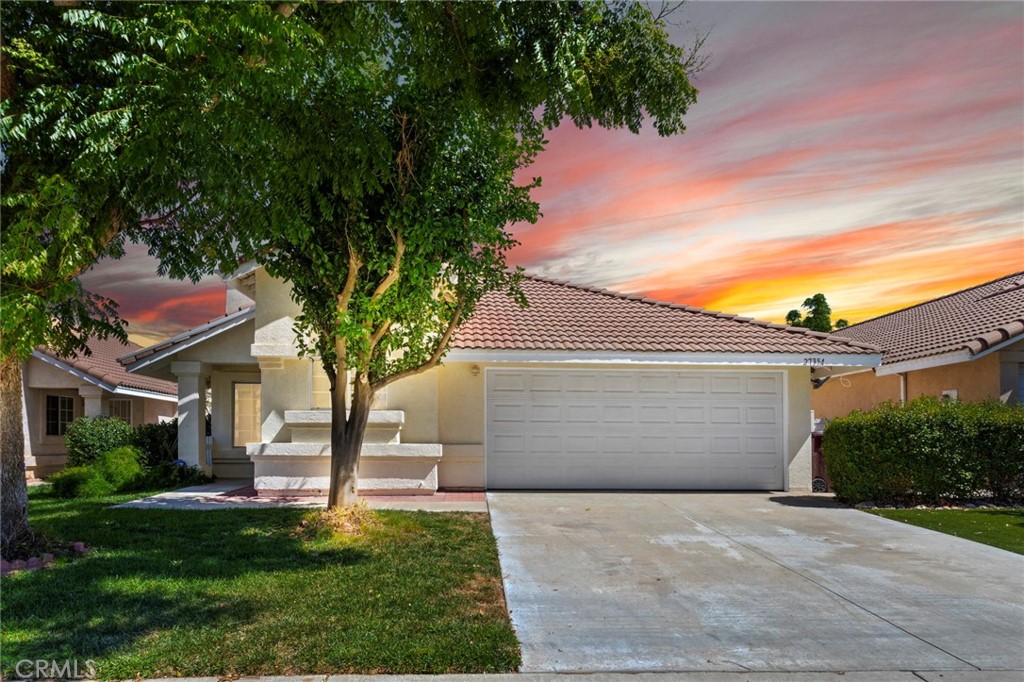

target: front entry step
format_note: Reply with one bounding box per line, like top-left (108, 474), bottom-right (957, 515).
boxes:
top-left (284, 409), bottom-right (404, 444)
top-left (247, 441), bottom-right (442, 496)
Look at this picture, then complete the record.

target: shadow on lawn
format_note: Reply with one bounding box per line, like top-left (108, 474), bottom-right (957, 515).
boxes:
top-left (1, 490), bottom-right (368, 669)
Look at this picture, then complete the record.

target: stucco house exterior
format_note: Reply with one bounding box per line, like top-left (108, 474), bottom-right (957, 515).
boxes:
top-left (120, 267), bottom-right (881, 495)
top-left (813, 272), bottom-right (1024, 419)
top-left (23, 336), bottom-right (178, 478)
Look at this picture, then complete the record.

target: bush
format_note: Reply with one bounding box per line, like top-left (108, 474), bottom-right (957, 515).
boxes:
top-left (64, 416), bottom-right (134, 467)
top-left (96, 446), bottom-right (144, 490)
top-left (137, 460), bottom-right (213, 489)
top-left (133, 419), bottom-right (178, 468)
top-left (51, 466), bottom-right (115, 498)
top-left (823, 397), bottom-right (1024, 504)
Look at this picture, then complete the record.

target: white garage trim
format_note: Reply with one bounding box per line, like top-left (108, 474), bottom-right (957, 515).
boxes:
top-left (451, 348), bottom-right (880, 368)
top-left (484, 367), bottom-right (790, 491)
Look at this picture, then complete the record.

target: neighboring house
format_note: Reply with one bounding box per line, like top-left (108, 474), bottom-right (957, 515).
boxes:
top-left (813, 272), bottom-right (1024, 419)
top-left (23, 336), bottom-right (178, 478)
top-left (120, 267), bottom-right (881, 495)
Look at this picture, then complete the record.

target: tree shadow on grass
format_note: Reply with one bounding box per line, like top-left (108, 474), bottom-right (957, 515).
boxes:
top-left (2, 491), bottom-right (369, 673)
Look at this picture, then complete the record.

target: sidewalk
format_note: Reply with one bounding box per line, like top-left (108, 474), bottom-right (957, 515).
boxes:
top-left (114, 480), bottom-right (488, 512)
top-left (134, 673), bottom-right (1021, 682)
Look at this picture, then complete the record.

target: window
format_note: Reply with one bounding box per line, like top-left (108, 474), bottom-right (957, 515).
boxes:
top-left (108, 399), bottom-right (133, 423)
top-left (233, 383), bottom-right (261, 447)
top-left (45, 395), bottom-right (75, 436)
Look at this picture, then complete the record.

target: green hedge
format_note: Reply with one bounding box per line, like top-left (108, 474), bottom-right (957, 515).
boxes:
top-left (823, 397), bottom-right (1024, 504)
top-left (64, 416), bottom-right (134, 467)
top-left (133, 419), bottom-right (178, 467)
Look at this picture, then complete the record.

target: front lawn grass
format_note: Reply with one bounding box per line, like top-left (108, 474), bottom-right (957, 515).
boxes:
top-left (868, 508), bottom-right (1024, 555)
top-left (1, 487), bottom-right (519, 678)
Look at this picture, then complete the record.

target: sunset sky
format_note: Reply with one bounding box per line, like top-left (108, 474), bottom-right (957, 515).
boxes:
top-left (82, 1), bottom-right (1024, 348)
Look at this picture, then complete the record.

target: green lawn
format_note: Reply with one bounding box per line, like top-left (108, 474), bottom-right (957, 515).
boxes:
top-left (1, 487), bottom-right (519, 678)
top-left (868, 508), bottom-right (1024, 555)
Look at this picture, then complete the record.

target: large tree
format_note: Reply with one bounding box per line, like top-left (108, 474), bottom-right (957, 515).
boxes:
top-left (785, 293), bottom-right (849, 332)
top-left (3, 2), bottom-right (703, 514)
top-left (143, 1), bottom-right (702, 507)
top-left (0, 1), bottom-right (301, 556)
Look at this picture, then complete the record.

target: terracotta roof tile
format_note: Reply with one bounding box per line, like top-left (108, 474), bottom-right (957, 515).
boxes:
top-left (831, 272), bottom-right (1024, 365)
top-left (37, 336), bottom-right (177, 396)
top-left (452, 275), bottom-right (880, 355)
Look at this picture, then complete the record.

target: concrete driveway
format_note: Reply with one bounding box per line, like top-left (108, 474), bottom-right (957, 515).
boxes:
top-left (487, 492), bottom-right (1024, 674)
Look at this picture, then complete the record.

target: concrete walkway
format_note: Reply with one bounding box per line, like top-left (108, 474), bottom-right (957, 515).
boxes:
top-left (115, 481), bottom-right (487, 512)
top-left (488, 492), bottom-right (1024, 675)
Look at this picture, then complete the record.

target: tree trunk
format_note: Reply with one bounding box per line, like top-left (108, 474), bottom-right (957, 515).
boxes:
top-left (327, 372), bottom-right (373, 508)
top-left (1, 358), bottom-right (33, 559)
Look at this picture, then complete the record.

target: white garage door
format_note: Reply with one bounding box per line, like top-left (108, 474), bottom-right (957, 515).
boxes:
top-left (486, 368), bottom-right (785, 490)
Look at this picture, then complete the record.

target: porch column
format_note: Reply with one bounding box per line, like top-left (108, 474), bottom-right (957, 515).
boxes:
top-left (171, 361), bottom-right (210, 473)
top-left (79, 385), bottom-right (104, 417)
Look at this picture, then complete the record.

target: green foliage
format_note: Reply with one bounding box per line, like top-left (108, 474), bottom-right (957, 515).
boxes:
top-left (823, 398), bottom-right (1024, 504)
top-left (64, 416), bottom-right (134, 467)
top-left (136, 461), bottom-right (212, 490)
top-left (137, 1), bottom-right (701, 398)
top-left (133, 419), bottom-right (178, 468)
top-left (95, 446), bottom-right (144, 491)
top-left (786, 293), bottom-right (847, 332)
top-left (50, 466), bottom-right (115, 499)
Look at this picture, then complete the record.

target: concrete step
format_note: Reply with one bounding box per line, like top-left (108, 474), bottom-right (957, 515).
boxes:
top-left (284, 409), bottom-right (404, 444)
top-left (247, 441), bottom-right (442, 496)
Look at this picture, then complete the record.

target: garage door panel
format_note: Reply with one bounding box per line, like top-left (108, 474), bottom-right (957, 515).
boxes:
top-left (676, 375), bottom-right (707, 393)
top-left (486, 369), bottom-right (785, 490)
top-left (601, 404), bottom-right (635, 422)
top-left (528, 403), bottom-right (562, 422)
top-left (710, 405), bottom-right (742, 424)
top-left (747, 374), bottom-right (782, 395)
top-left (638, 404), bottom-right (673, 423)
top-left (676, 405), bottom-right (706, 423)
top-left (711, 375), bottom-right (743, 394)
top-left (564, 373), bottom-right (600, 394)
top-left (491, 402), bottom-right (525, 422)
top-left (529, 372), bottom-right (563, 392)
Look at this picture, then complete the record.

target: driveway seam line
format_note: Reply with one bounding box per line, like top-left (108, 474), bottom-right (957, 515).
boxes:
top-left (656, 499), bottom-right (982, 673)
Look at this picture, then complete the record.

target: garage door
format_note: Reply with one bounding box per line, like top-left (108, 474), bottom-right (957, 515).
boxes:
top-left (486, 368), bottom-right (785, 490)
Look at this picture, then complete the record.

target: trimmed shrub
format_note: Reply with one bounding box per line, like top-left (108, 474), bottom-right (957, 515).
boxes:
top-left (133, 419), bottom-right (178, 467)
top-left (823, 397), bottom-right (1024, 504)
top-left (64, 416), bottom-right (134, 467)
top-left (137, 461), bottom-right (212, 489)
top-left (96, 446), bottom-right (144, 490)
top-left (51, 466), bottom-right (115, 498)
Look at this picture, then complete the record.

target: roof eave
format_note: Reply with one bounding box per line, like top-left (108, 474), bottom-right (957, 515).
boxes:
top-left (445, 348), bottom-right (883, 367)
top-left (30, 351), bottom-right (176, 401)
top-left (119, 306), bottom-right (256, 374)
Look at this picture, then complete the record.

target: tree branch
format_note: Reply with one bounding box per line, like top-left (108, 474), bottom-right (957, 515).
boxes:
top-left (336, 240), bottom-right (362, 317)
top-left (370, 230), bottom-right (404, 301)
top-left (371, 298), bottom-right (465, 392)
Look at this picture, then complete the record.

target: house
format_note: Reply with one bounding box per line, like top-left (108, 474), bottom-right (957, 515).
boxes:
top-left (119, 267), bottom-right (881, 494)
top-left (813, 272), bottom-right (1024, 419)
top-left (23, 336), bottom-right (178, 478)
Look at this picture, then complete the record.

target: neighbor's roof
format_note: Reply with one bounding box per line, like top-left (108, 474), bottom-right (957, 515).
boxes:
top-left (35, 335), bottom-right (177, 397)
top-left (452, 275), bottom-right (881, 356)
top-left (825, 272), bottom-right (1024, 367)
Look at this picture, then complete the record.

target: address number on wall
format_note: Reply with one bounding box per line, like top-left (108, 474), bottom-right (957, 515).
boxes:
top-left (803, 357), bottom-right (826, 366)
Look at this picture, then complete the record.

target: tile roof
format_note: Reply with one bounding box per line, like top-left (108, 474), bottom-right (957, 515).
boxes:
top-left (453, 275), bottom-right (880, 355)
top-left (826, 272), bottom-right (1024, 366)
top-left (118, 305), bottom-right (255, 367)
top-left (37, 336), bottom-right (177, 396)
